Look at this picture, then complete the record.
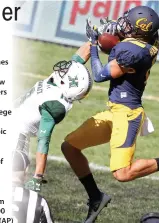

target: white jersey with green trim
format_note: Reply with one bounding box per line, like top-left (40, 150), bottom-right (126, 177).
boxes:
top-left (14, 78), bottom-right (73, 136)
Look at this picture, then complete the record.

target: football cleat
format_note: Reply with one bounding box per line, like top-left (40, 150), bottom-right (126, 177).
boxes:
top-left (84, 192), bottom-right (111, 223)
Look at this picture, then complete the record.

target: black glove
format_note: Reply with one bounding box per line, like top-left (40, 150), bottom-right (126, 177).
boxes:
top-left (86, 18), bottom-right (98, 44)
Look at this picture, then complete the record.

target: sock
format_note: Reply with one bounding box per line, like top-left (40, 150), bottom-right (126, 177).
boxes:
top-left (79, 173), bottom-right (101, 202)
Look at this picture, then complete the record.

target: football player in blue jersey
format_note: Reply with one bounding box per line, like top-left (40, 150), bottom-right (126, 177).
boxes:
top-left (61, 6), bottom-right (159, 223)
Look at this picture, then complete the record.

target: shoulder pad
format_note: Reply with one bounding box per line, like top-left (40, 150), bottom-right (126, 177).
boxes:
top-left (113, 40), bottom-right (151, 68)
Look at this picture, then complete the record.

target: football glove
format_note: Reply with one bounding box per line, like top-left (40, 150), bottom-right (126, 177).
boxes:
top-left (25, 176), bottom-right (47, 192)
top-left (86, 18), bottom-right (98, 44)
top-left (98, 17), bottom-right (117, 36)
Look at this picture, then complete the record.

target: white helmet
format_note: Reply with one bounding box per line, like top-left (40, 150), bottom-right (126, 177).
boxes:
top-left (52, 60), bottom-right (93, 101)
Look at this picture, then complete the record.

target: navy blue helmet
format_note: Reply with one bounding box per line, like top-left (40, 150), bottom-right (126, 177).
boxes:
top-left (117, 6), bottom-right (159, 38)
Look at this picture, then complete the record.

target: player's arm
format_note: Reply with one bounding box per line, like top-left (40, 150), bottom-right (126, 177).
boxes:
top-left (72, 41), bottom-right (91, 64)
top-left (90, 45), bottom-right (136, 82)
top-left (25, 108), bottom-right (56, 192)
top-left (71, 18), bottom-right (118, 65)
top-left (25, 100), bottom-right (66, 192)
top-left (86, 18), bottom-right (138, 82)
top-left (86, 18), bottom-right (125, 82)
top-left (90, 45), bottom-right (127, 82)
top-left (37, 109), bottom-right (55, 155)
top-left (36, 100), bottom-right (66, 175)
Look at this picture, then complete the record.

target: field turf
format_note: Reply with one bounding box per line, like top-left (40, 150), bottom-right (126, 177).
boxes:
top-left (14, 38), bottom-right (159, 223)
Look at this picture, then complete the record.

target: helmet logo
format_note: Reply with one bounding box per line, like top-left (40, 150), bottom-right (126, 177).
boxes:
top-left (135, 18), bottom-right (153, 32)
top-left (68, 75), bottom-right (78, 87)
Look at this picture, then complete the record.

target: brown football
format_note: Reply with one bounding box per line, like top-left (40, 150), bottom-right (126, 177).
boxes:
top-left (98, 33), bottom-right (120, 54)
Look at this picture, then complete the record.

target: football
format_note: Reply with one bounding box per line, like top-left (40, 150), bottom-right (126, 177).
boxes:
top-left (98, 33), bottom-right (120, 54)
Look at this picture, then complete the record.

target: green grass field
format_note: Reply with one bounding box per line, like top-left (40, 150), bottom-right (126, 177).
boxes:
top-left (14, 37), bottom-right (159, 223)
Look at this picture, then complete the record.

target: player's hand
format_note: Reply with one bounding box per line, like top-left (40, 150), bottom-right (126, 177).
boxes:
top-left (86, 18), bottom-right (98, 45)
top-left (25, 177), bottom-right (44, 192)
top-left (98, 17), bottom-right (117, 36)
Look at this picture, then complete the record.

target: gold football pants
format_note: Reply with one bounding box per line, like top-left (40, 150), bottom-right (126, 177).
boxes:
top-left (65, 102), bottom-right (145, 171)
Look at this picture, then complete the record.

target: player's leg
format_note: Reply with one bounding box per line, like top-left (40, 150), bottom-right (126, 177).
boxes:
top-left (61, 141), bottom-right (91, 177)
top-left (62, 111), bottom-right (112, 222)
top-left (109, 105), bottom-right (158, 181)
top-left (62, 111), bottom-right (112, 189)
top-left (62, 112), bottom-right (111, 176)
top-left (113, 158), bottom-right (158, 182)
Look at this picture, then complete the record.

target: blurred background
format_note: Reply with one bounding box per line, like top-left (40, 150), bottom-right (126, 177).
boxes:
top-left (13, 1), bottom-right (159, 223)
top-left (14, 0), bottom-right (159, 58)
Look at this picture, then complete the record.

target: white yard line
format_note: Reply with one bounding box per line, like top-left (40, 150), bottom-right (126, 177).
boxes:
top-left (47, 155), bottom-right (159, 181)
top-left (47, 155), bottom-right (110, 172)
top-left (20, 72), bottom-right (159, 102)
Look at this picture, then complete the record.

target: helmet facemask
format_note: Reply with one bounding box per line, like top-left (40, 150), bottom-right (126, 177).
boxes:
top-left (117, 11), bottom-right (134, 38)
top-left (53, 60), bottom-right (73, 101)
top-left (53, 60), bottom-right (72, 81)
top-left (53, 60), bottom-right (93, 102)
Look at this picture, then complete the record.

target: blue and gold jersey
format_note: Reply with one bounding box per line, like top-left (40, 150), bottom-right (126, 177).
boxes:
top-left (108, 38), bottom-right (158, 108)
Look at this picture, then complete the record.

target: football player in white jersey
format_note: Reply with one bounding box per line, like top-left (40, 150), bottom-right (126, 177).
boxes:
top-left (13, 51), bottom-right (93, 192)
